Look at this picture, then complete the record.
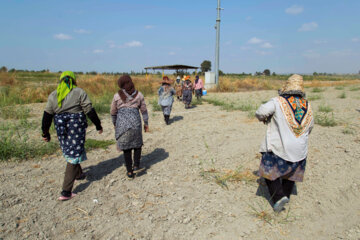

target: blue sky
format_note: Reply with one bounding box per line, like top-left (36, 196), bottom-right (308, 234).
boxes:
top-left (0, 0), bottom-right (359, 74)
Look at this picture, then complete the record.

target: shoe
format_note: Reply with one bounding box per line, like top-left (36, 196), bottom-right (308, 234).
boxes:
top-left (127, 172), bottom-right (135, 179)
top-left (58, 193), bottom-right (77, 201)
top-left (133, 166), bottom-right (140, 172)
top-left (75, 173), bottom-right (86, 180)
top-left (273, 196), bottom-right (289, 212)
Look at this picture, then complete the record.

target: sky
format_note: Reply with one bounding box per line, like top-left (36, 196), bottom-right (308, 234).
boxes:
top-left (0, 0), bottom-right (359, 74)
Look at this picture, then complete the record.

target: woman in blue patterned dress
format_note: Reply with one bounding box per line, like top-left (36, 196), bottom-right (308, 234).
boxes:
top-left (255, 74), bottom-right (314, 212)
top-left (41, 71), bottom-right (103, 201)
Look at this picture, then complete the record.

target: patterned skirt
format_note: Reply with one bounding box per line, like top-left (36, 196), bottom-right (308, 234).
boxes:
top-left (183, 90), bottom-right (192, 104)
top-left (258, 152), bottom-right (306, 182)
top-left (115, 108), bottom-right (143, 151)
top-left (161, 105), bottom-right (172, 115)
top-left (54, 112), bottom-right (88, 164)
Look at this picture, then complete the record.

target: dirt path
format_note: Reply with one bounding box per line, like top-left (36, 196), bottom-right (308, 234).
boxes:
top-left (1, 89), bottom-right (360, 240)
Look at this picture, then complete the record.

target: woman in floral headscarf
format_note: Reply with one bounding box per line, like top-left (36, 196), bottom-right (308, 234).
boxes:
top-left (255, 74), bottom-right (314, 212)
top-left (41, 71), bottom-right (103, 201)
top-left (110, 75), bottom-right (149, 178)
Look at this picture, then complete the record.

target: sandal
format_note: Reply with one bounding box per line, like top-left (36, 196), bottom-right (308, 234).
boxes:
top-left (58, 193), bottom-right (77, 201)
top-left (127, 172), bottom-right (135, 179)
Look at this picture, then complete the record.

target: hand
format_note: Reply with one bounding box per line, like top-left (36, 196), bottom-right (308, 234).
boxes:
top-left (144, 125), bottom-right (149, 132)
top-left (42, 133), bottom-right (51, 142)
top-left (98, 129), bottom-right (103, 134)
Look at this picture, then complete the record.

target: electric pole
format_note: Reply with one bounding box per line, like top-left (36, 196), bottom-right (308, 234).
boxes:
top-left (215, 0), bottom-right (222, 86)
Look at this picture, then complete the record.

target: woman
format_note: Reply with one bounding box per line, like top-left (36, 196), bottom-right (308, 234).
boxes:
top-left (182, 76), bottom-right (193, 109)
top-left (110, 75), bottom-right (149, 178)
top-left (255, 74), bottom-right (314, 212)
top-left (193, 75), bottom-right (204, 100)
top-left (174, 75), bottom-right (183, 101)
top-left (158, 76), bottom-right (176, 125)
top-left (41, 71), bottom-right (103, 201)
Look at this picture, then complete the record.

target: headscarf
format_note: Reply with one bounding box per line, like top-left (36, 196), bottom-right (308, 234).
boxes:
top-left (118, 74), bottom-right (138, 102)
top-left (162, 76), bottom-right (171, 93)
top-left (57, 71), bottom-right (77, 107)
top-left (176, 75), bottom-right (180, 84)
top-left (195, 75), bottom-right (199, 84)
top-left (279, 74), bottom-right (305, 98)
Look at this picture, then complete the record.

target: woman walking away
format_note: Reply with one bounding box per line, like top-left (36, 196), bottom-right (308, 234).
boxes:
top-left (174, 75), bottom-right (183, 101)
top-left (182, 75), bottom-right (193, 109)
top-left (111, 75), bottom-right (149, 178)
top-left (158, 76), bottom-right (176, 125)
top-left (255, 74), bottom-right (314, 212)
top-left (194, 75), bottom-right (204, 100)
top-left (41, 71), bottom-right (103, 201)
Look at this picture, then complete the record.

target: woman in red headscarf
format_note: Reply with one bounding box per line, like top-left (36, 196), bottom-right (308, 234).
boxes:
top-left (110, 75), bottom-right (149, 178)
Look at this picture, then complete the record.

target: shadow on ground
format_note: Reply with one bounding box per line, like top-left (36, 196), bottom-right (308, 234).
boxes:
top-left (170, 116), bottom-right (183, 124)
top-left (254, 171), bottom-right (298, 206)
top-left (74, 148), bottom-right (169, 192)
top-left (135, 148), bottom-right (169, 177)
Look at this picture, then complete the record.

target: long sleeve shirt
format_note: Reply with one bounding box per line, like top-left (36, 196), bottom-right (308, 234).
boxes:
top-left (44, 88), bottom-right (93, 115)
top-left (255, 97), bottom-right (314, 162)
top-left (110, 90), bottom-right (149, 126)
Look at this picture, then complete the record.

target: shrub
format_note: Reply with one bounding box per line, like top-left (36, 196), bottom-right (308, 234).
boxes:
top-left (338, 92), bottom-right (346, 99)
top-left (150, 98), bottom-right (161, 111)
top-left (315, 113), bottom-right (337, 127)
top-left (318, 105), bottom-right (333, 113)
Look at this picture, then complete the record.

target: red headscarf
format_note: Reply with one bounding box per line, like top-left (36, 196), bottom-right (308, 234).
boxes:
top-left (118, 75), bottom-right (138, 102)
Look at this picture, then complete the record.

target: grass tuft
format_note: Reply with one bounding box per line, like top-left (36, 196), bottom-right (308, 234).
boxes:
top-left (318, 105), bottom-right (333, 113)
top-left (85, 139), bottom-right (115, 150)
top-left (150, 98), bottom-right (162, 111)
top-left (315, 113), bottom-right (337, 127)
top-left (312, 87), bottom-right (325, 93)
top-left (338, 92), bottom-right (346, 99)
top-left (307, 95), bottom-right (322, 101)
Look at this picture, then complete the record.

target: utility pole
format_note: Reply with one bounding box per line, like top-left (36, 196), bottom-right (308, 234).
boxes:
top-left (215, 0), bottom-right (222, 86)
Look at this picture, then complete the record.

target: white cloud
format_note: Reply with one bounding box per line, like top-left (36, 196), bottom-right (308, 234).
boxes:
top-left (169, 52), bottom-right (176, 55)
top-left (54, 33), bottom-right (72, 40)
top-left (314, 40), bottom-right (327, 44)
top-left (145, 25), bottom-right (154, 29)
top-left (107, 40), bottom-right (143, 48)
top-left (302, 50), bottom-right (320, 59)
top-left (225, 40), bottom-right (232, 45)
top-left (124, 40), bottom-right (143, 48)
top-left (248, 37), bottom-right (263, 44)
top-left (351, 38), bottom-right (359, 42)
top-left (245, 16), bottom-right (252, 21)
top-left (260, 42), bottom-right (273, 49)
top-left (74, 29), bottom-right (91, 34)
top-left (93, 49), bottom-right (104, 54)
top-left (285, 5), bottom-right (304, 15)
top-left (298, 22), bottom-right (318, 32)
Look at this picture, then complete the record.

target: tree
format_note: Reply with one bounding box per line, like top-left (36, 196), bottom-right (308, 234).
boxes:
top-left (200, 60), bottom-right (211, 72)
top-left (272, 72), bottom-right (276, 76)
top-left (263, 69), bottom-right (270, 76)
top-left (0, 66), bottom-right (7, 72)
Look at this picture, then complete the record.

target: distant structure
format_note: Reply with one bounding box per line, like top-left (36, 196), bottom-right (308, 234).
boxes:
top-left (144, 64), bottom-right (199, 78)
top-left (214, 0), bottom-right (223, 86)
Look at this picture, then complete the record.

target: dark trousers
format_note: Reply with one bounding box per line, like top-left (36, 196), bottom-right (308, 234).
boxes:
top-left (164, 115), bottom-right (170, 124)
top-left (62, 163), bottom-right (83, 197)
top-left (123, 147), bottom-right (142, 172)
top-left (265, 178), bottom-right (295, 203)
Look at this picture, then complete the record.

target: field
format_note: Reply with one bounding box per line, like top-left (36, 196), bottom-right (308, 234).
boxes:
top-left (0, 72), bottom-right (360, 239)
